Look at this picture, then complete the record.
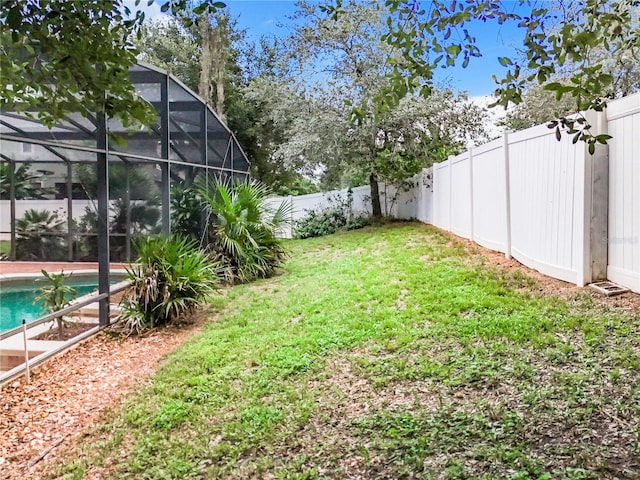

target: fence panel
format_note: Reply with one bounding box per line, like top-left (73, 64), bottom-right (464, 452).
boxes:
top-left (507, 124), bottom-right (587, 284)
top-left (471, 139), bottom-right (507, 253)
top-left (433, 160), bottom-right (450, 230)
top-left (607, 95), bottom-right (640, 293)
top-left (450, 152), bottom-right (473, 239)
top-left (388, 174), bottom-right (418, 220)
top-left (267, 185), bottom-right (373, 238)
top-left (415, 168), bottom-right (434, 225)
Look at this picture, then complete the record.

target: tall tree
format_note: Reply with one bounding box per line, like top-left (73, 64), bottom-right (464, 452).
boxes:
top-left (197, 12), bottom-right (235, 119)
top-left (137, 19), bottom-right (201, 89)
top-left (3, 0), bottom-right (636, 146)
top-left (284, 1), bottom-right (487, 216)
top-left (322, 0), bottom-right (640, 151)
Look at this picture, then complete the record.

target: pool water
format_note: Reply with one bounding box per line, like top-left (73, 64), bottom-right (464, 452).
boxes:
top-left (0, 279), bottom-right (116, 333)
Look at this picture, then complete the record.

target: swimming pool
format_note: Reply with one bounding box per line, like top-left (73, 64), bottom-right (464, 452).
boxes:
top-left (0, 273), bottom-right (126, 333)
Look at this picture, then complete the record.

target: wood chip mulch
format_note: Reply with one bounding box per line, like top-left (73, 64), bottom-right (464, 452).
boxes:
top-left (0, 316), bottom-right (207, 480)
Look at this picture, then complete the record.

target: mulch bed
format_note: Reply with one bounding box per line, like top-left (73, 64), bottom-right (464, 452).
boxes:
top-left (32, 322), bottom-right (97, 342)
top-left (0, 315), bottom-right (208, 480)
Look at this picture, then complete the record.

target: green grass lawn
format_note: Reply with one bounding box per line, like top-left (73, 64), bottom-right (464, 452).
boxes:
top-left (54, 223), bottom-right (639, 479)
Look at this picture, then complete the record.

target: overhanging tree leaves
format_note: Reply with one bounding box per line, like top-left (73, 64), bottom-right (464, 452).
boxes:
top-left (323, 0), bottom-right (640, 152)
top-left (0, 0), bottom-right (225, 128)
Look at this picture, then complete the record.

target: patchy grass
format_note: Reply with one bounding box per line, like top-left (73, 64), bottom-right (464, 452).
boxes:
top-left (49, 223), bottom-right (639, 479)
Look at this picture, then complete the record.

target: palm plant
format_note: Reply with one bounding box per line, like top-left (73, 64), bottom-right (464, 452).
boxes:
top-left (170, 185), bottom-right (205, 243)
top-left (75, 163), bottom-right (162, 261)
top-left (117, 235), bottom-right (219, 334)
top-left (34, 270), bottom-right (78, 340)
top-left (15, 209), bottom-right (66, 260)
top-left (196, 177), bottom-right (292, 283)
top-left (0, 162), bottom-right (52, 199)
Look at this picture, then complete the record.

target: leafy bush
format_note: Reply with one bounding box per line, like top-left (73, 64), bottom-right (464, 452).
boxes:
top-left (197, 178), bottom-right (292, 283)
top-left (0, 162), bottom-right (53, 199)
top-left (75, 163), bottom-right (161, 261)
top-left (170, 185), bottom-right (204, 243)
top-left (294, 190), bottom-right (369, 239)
top-left (117, 236), bottom-right (219, 335)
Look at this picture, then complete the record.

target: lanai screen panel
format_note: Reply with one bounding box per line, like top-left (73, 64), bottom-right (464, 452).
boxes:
top-left (0, 62), bottom-right (250, 262)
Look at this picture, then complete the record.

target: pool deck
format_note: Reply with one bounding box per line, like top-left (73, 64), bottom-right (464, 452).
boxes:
top-left (0, 262), bottom-right (127, 277)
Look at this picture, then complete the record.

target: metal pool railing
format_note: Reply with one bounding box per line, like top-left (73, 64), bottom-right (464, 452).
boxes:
top-left (0, 280), bottom-right (131, 386)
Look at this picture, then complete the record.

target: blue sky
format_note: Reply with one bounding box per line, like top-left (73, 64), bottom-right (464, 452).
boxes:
top-left (223, 0), bottom-right (529, 98)
top-left (138, 0), bottom-right (529, 98)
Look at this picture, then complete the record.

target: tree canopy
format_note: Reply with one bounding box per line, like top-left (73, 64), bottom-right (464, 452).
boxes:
top-left (323, 0), bottom-right (639, 151)
top-left (0, 0), bottom-right (224, 128)
top-left (271, 1), bottom-right (488, 215)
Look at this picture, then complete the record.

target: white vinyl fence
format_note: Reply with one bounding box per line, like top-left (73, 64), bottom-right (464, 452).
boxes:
top-left (268, 172), bottom-right (435, 239)
top-left (2, 95), bottom-right (637, 293)
top-left (606, 94), bottom-right (640, 293)
top-left (273, 92), bottom-right (639, 294)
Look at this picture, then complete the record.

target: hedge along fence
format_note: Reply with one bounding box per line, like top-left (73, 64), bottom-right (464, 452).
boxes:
top-left (272, 92), bottom-right (640, 294)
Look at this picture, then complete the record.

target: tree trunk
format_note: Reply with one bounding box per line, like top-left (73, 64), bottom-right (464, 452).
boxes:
top-left (198, 14), bottom-right (227, 121)
top-left (198, 15), bottom-right (213, 103)
top-left (369, 172), bottom-right (382, 218)
top-left (212, 26), bottom-right (226, 121)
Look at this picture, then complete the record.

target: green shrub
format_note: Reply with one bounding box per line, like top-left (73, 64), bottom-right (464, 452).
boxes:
top-left (294, 190), bottom-right (369, 239)
top-left (170, 185), bottom-right (205, 244)
top-left (34, 269), bottom-right (78, 340)
top-left (197, 178), bottom-right (292, 283)
top-left (117, 236), bottom-right (219, 334)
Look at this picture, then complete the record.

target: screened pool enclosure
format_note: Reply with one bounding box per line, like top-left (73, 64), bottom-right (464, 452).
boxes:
top-left (0, 62), bottom-right (250, 263)
top-left (0, 62), bottom-right (250, 325)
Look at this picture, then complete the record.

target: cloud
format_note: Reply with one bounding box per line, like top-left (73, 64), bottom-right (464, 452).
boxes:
top-left (123, 0), bottom-right (166, 22)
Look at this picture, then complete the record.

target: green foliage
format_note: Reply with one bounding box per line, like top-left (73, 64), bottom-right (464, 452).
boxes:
top-left (135, 15), bottom-right (315, 197)
top-left (170, 185), bottom-right (205, 244)
top-left (294, 190), bottom-right (369, 239)
top-left (0, 0), bottom-right (153, 128)
top-left (117, 235), bottom-right (219, 335)
top-left (0, 0), bottom-right (225, 128)
top-left (0, 241), bottom-right (9, 258)
top-left (137, 18), bottom-right (201, 92)
top-left (276, 2), bottom-right (487, 215)
top-left (499, 84), bottom-right (578, 131)
top-left (347, 0), bottom-right (640, 145)
top-left (197, 179), bottom-right (292, 283)
top-left (0, 162), bottom-right (53, 200)
top-left (15, 208), bottom-right (66, 261)
top-left (270, 176), bottom-right (320, 197)
top-left (74, 164), bottom-right (161, 261)
top-left (76, 163), bottom-right (160, 201)
top-left (34, 269), bottom-right (78, 339)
